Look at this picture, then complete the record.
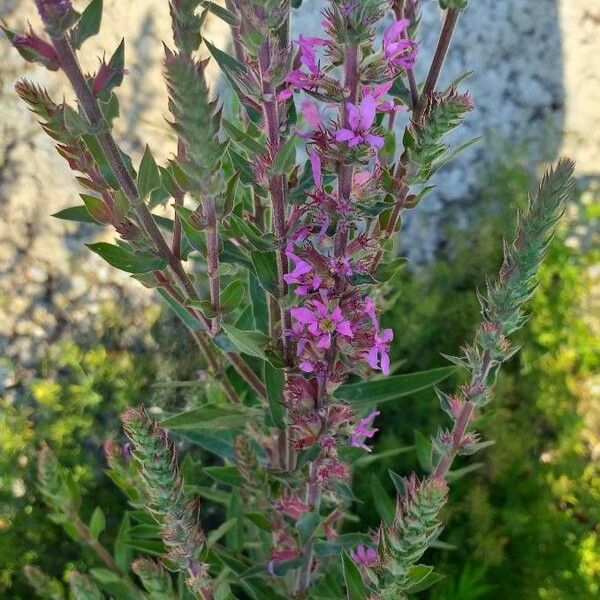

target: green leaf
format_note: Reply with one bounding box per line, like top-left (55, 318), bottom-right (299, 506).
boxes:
top-left (373, 257), bottom-right (409, 283)
top-left (158, 288), bottom-right (203, 331)
top-left (89, 506), bottom-right (106, 540)
top-left (245, 512), bottom-right (272, 532)
top-left (89, 568), bottom-right (138, 600)
top-left (335, 366), bottom-right (456, 406)
top-left (314, 533), bottom-right (373, 557)
top-left (296, 512), bottom-right (321, 545)
top-left (99, 38), bottom-right (125, 101)
top-left (175, 430), bottom-right (236, 460)
top-left (81, 194), bottom-right (112, 224)
top-left (137, 145), bottom-right (161, 199)
top-left (208, 518), bottom-right (239, 547)
top-left (228, 215), bottom-right (274, 251)
top-left (52, 205), bottom-right (97, 224)
top-left (82, 134), bottom-right (119, 188)
top-left (161, 404), bottom-right (260, 430)
top-left (200, 1), bottom-right (237, 25)
top-left (446, 462), bottom-right (484, 482)
top-left (220, 324), bottom-right (268, 360)
top-left (205, 41), bottom-right (261, 123)
top-left (204, 465), bottom-right (243, 487)
top-left (414, 430), bottom-right (433, 472)
top-left (113, 512), bottom-right (132, 572)
top-left (264, 363), bottom-right (285, 429)
top-left (270, 135), bottom-right (297, 175)
top-left (71, 0), bottom-right (103, 49)
top-left (222, 119), bottom-right (266, 155)
top-left (220, 280), bottom-right (245, 313)
top-left (342, 550), bottom-right (367, 600)
top-left (86, 242), bottom-right (167, 274)
top-left (404, 565), bottom-right (444, 593)
top-left (251, 250), bottom-right (278, 297)
top-left (371, 475), bottom-right (395, 525)
top-left (249, 272), bottom-right (269, 333)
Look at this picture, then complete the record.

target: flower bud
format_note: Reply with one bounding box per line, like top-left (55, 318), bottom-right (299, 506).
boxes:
top-left (34, 0), bottom-right (80, 39)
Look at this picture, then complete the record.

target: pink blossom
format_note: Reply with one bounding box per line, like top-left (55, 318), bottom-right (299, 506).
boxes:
top-left (308, 148), bottom-right (322, 188)
top-left (383, 19), bottom-right (418, 70)
top-left (268, 549), bottom-right (298, 577)
top-left (279, 36), bottom-right (328, 99)
top-left (275, 496), bottom-right (310, 520)
top-left (284, 248), bottom-right (322, 296)
top-left (350, 545), bottom-right (378, 567)
top-left (335, 95), bottom-right (384, 150)
top-left (315, 457), bottom-right (350, 484)
top-left (291, 301), bottom-right (354, 350)
top-left (363, 81), bottom-right (402, 113)
top-left (350, 410), bottom-right (380, 452)
top-left (329, 256), bottom-right (353, 278)
top-left (365, 328), bottom-right (394, 375)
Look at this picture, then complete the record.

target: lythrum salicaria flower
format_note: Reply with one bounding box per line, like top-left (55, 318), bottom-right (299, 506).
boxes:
top-left (365, 328), bottom-right (394, 375)
top-left (291, 300), bottom-right (354, 351)
top-left (350, 544), bottom-right (378, 567)
top-left (335, 95), bottom-right (384, 150)
top-left (351, 410), bottom-right (380, 452)
top-left (383, 18), bottom-right (418, 70)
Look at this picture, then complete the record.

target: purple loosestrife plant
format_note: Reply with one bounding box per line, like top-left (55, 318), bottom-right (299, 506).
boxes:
top-left (5, 0), bottom-right (575, 598)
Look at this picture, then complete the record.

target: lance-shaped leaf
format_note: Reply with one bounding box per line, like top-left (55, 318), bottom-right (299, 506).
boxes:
top-left (86, 242), bottom-right (167, 274)
top-left (71, 0), bottom-right (103, 49)
top-left (334, 366), bottom-right (456, 406)
top-left (342, 550), bottom-right (368, 600)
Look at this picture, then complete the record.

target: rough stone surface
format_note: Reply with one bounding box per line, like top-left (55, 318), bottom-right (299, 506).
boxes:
top-left (0, 0), bottom-right (598, 370)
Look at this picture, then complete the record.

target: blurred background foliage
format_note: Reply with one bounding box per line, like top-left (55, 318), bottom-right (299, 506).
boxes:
top-left (0, 159), bottom-right (598, 598)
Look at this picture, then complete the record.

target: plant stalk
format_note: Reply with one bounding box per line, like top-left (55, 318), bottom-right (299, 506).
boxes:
top-left (413, 8), bottom-right (460, 124)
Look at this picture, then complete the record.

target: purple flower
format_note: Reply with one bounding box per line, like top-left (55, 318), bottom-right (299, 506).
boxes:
top-left (363, 81), bottom-right (402, 113)
top-left (350, 410), bottom-right (380, 452)
top-left (365, 328), bottom-right (394, 375)
top-left (383, 19), bottom-right (418, 70)
top-left (329, 256), bottom-right (353, 277)
top-left (291, 301), bottom-right (354, 351)
top-left (279, 36), bottom-right (328, 99)
top-left (335, 95), bottom-right (384, 150)
top-left (35, 0), bottom-right (72, 21)
top-left (298, 36), bottom-right (328, 76)
top-left (350, 545), bottom-right (378, 567)
top-left (284, 246), bottom-right (322, 296)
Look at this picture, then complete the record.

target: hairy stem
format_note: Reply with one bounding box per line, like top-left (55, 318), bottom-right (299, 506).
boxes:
top-left (432, 350), bottom-right (491, 480)
top-left (257, 21), bottom-right (292, 366)
top-left (413, 8), bottom-right (460, 124)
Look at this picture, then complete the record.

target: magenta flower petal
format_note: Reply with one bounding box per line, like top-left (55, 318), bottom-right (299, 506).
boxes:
top-left (366, 134), bottom-right (385, 149)
top-left (291, 307), bottom-right (317, 324)
top-left (346, 102), bottom-right (360, 129)
top-left (336, 320), bottom-right (354, 338)
top-left (384, 18), bottom-right (410, 45)
top-left (308, 149), bottom-right (322, 187)
top-left (335, 128), bottom-right (356, 142)
top-left (380, 351), bottom-right (391, 375)
top-left (359, 95), bottom-right (377, 129)
top-left (301, 100), bottom-right (321, 128)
